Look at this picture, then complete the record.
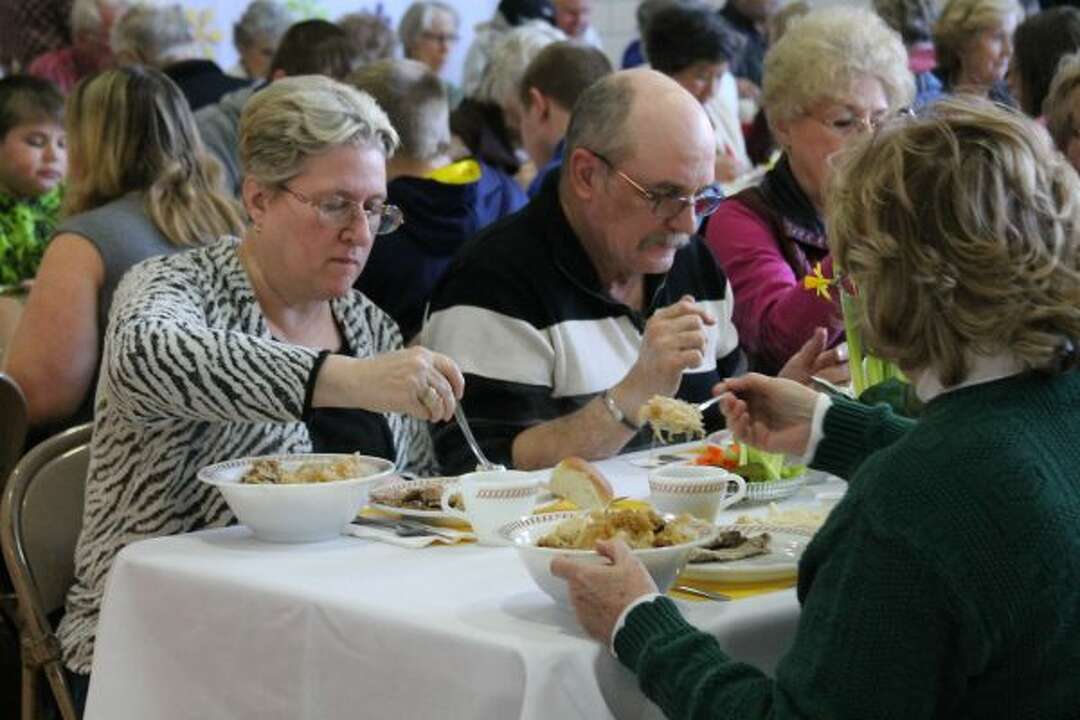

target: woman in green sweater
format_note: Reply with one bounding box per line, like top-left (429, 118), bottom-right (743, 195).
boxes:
top-left (551, 96), bottom-right (1080, 719)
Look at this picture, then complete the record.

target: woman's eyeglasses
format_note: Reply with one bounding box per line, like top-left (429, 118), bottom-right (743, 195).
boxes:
top-left (282, 186), bottom-right (404, 236)
top-left (588, 150), bottom-right (725, 221)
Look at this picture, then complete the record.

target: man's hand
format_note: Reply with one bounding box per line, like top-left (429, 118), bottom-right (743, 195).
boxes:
top-left (550, 539), bottom-right (658, 644)
top-left (617, 295), bottom-right (715, 414)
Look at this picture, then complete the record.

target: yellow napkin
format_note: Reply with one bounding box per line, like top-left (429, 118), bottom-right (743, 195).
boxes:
top-left (669, 575), bottom-right (797, 601)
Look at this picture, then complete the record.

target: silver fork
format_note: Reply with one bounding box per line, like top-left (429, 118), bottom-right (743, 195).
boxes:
top-left (454, 404), bottom-right (505, 471)
top-left (697, 396), bottom-right (722, 413)
top-left (419, 304), bottom-right (505, 472)
top-left (671, 584), bottom-right (732, 602)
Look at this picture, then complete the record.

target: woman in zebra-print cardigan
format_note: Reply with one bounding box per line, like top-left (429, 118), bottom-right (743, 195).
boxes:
top-left (56, 76), bottom-right (466, 691)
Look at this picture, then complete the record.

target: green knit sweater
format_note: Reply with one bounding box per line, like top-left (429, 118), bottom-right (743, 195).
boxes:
top-left (615, 371), bottom-right (1080, 719)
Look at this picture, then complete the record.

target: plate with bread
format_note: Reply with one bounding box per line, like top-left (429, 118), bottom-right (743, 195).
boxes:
top-left (367, 457), bottom-right (618, 524)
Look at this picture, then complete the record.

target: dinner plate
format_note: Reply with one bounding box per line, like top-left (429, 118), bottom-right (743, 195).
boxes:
top-left (679, 523), bottom-right (815, 583)
top-left (367, 475), bottom-right (557, 525)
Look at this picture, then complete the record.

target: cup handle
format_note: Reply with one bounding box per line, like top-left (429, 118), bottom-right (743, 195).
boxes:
top-left (439, 483), bottom-right (469, 520)
top-left (719, 474), bottom-right (747, 509)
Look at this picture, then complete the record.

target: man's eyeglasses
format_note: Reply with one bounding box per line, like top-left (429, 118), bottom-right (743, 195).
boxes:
top-left (588, 150), bottom-right (724, 221)
top-left (282, 186), bottom-right (404, 235)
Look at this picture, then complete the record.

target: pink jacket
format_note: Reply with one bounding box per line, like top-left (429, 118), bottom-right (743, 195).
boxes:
top-left (704, 196), bottom-right (842, 371)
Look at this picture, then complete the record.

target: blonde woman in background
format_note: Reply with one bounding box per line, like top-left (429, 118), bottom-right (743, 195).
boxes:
top-left (1046, 50), bottom-right (1080, 173)
top-left (3, 66), bottom-right (244, 445)
top-left (704, 7), bottom-right (913, 375)
top-left (933, 0), bottom-right (1023, 104)
top-left (399, 0), bottom-right (463, 108)
top-left (55, 75), bottom-right (462, 714)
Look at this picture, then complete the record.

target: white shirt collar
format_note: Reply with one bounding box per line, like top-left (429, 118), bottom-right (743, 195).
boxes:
top-left (913, 352), bottom-right (1026, 403)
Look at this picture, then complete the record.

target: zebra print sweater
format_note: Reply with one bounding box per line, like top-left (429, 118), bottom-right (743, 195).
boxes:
top-left (58, 237), bottom-right (437, 674)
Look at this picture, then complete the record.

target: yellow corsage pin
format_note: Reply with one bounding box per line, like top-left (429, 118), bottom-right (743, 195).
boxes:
top-left (803, 262), bottom-right (835, 301)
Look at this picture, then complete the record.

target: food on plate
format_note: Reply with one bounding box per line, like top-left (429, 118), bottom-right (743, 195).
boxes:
top-left (240, 456), bottom-right (365, 485)
top-left (693, 441), bottom-right (805, 483)
top-left (736, 502), bottom-right (830, 529)
top-left (537, 506), bottom-right (697, 550)
top-left (688, 529), bottom-right (771, 563)
top-left (371, 481), bottom-right (463, 510)
top-left (638, 395), bottom-right (706, 442)
top-left (549, 457), bottom-right (614, 509)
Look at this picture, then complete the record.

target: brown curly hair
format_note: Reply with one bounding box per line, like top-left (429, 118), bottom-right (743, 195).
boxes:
top-left (828, 97), bottom-right (1080, 385)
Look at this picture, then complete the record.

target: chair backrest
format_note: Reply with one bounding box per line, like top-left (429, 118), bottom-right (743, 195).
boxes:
top-left (0, 372), bottom-right (28, 489)
top-left (1, 423), bottom-right (92, 619)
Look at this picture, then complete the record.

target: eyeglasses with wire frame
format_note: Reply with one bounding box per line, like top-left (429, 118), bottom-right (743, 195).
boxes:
top-left (281, 185), bottom-right (404, 235)
top-left (588, 150), bottom-right (724, 220)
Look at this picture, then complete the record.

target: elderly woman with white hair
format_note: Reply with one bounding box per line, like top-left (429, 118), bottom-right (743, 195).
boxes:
top-left (231, 0), bottom-right (293, 80)
top-left (933, 0), bottom-right (1023, 104)
top-left (399, 1), bottom-right (463, 107)
top-left (553, 96), bottom-right (1080, 719)
top-left (55, 75), bottom-right (463, 713)
top-left (704, 7), bottom-right (913, 375)
top-left (110, 2), bottom-right (248, 110)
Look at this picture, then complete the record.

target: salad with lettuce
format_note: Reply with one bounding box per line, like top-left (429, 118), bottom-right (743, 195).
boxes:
top-left (692, 442), bottom-right (805, 483)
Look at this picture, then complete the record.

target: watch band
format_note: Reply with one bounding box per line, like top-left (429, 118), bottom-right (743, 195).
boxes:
top-left (602, 389), bottom-right (640, 431)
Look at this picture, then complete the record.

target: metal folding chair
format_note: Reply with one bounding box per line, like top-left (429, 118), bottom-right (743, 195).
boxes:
top-left (1, 422), bottom-right (91, 720)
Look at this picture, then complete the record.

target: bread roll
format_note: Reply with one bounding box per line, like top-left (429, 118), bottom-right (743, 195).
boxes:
top-left (550, 457), bottom-right (614, 509)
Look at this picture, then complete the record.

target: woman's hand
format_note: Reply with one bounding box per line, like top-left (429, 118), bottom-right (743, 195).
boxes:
top-left (715, 373), bottom-right (821, 456)
top-left (315, 347), bottom-right (465, 422)
top-left (550, 539), bottom-right (658, 644)
top-left (778, 327), bottom-right (849, 386)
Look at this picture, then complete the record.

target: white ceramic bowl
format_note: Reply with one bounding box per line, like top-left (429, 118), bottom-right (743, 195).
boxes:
top-left (199, 453), bottom-right (395, 543)
top-left (499, 511), bottom-right (718, 606)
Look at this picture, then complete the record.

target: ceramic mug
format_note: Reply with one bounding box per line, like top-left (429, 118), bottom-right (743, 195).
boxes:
top-left (441, 470), bottom-right (539, 544)
top-left (648, 464), bottom-right (746, 521)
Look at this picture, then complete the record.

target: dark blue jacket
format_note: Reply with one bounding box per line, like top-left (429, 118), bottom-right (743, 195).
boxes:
top-left (355, 162), bottom-right (527, 341)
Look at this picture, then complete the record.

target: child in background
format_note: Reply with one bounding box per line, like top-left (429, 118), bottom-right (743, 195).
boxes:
top-left (0, 75), bottom-right (66, 288)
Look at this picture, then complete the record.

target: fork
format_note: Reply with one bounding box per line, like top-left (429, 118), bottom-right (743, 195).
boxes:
top-left (352, 515), bottom-right (458, 540)
top-left (454, 404), bottom-right (505, 472)
top-left (697, 396), bottom-right (722, 413)
top-left (671, 584), bottom-right (732, 602)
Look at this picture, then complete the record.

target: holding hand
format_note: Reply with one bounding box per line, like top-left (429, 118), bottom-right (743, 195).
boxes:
top-left (550, 539), bottom-right (658, 644)
top-left (618, 295), bottom-right (715, 413)
top-left (715, 373), bottom-right (820, 456)
top-left (318, 347), bottom-right (465, 422)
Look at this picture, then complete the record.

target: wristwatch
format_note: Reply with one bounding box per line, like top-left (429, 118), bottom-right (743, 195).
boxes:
top-left (602, 389), bottom-right (640, 432)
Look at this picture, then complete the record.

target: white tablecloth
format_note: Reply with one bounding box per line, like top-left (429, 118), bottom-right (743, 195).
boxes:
top-left (84, 449), bottom-right (844, 720)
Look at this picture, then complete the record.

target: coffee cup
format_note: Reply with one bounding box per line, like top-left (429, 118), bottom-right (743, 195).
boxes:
top-left (648, 464), bottom-right (746, 521)
top-left (441, 470), bottom-right (538, 544)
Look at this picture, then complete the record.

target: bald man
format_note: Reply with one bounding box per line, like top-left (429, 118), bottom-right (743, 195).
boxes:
top-left (426, 69), bottom-right (738, 471)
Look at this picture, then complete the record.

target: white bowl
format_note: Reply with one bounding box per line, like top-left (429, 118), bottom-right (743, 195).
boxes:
top-left (199, 453), bottom-right (395, 543)
top-left (499, 511), bottom-right (718, 606)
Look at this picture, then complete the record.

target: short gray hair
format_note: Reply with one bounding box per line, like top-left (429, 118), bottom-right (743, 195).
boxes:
top-left (399, 2), bottom-right (460, 56)
top-left (475, 20), bottom-right (565, 106)
top-left (763, 7), bottom-right (914, 125)
top-left (233, 0), bottom-right (293, 52)
top-left (240, 75), bottom-right (399, 187)
top-left (110, 3), bottom-right (196, 66)
top-left (564, 72), bottom-right (636, 167)
top-left (348, 59), bottom-right (449, 163)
